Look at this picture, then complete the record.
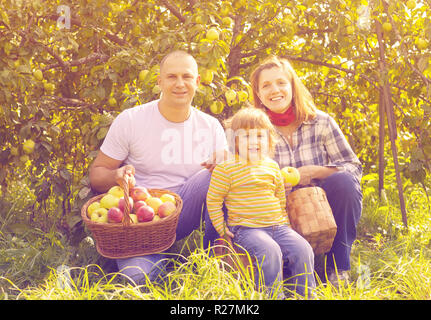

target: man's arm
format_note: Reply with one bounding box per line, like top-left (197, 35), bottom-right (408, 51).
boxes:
top-left (89, 151), bottom-right (135, 193)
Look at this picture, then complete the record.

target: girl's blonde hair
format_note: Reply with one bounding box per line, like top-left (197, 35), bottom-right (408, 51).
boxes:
top-left (250, 55), bottom-right (317, 123)
top-left (224, 106), bottom-right (277, 157)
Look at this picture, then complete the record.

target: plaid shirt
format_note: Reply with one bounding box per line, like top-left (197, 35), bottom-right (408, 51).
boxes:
top-left (274, 110), bottom-right (362, 185)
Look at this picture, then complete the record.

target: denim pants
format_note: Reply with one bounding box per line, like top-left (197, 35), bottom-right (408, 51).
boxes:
top-left (116, 168), bottom-right (213, 284)
top-left (320, 171), bottom-right (363, 272)
top-left (230, 225), bottom-right (316, 297)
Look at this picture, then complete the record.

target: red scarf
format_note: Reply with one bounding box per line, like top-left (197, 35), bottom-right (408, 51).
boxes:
top-left (264, 105), bottom-right (296, 126)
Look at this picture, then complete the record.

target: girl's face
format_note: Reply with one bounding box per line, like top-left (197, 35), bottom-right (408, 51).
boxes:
top-left (235, 128), bottom-right (269, 162)
top-left (257, 66), bottom-right (293, 114)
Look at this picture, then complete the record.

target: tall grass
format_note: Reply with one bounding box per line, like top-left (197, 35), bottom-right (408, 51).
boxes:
top-left (1, 173), bottom-right (431, 300)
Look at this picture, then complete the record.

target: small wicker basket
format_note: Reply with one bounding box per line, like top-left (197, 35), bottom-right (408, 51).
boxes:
top-left (81, 177), bottom-right (183, 259)
top-left (286, 186), bottom-right (337, 255)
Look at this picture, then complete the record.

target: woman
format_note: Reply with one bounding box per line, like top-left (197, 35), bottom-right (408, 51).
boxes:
top-left (249, 56), bottom-right (363, 285)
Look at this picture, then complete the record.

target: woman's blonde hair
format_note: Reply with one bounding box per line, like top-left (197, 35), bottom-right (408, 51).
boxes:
top-left (250, 55), bottom-right (317, 123)
top-left (224, 106), bottom-right (277, 157)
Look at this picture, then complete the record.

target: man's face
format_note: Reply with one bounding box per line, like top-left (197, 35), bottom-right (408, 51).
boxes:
top-left (157, 54), bottom-right (200, 108)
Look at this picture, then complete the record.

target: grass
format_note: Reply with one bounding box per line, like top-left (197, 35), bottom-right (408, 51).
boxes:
top-left (1, 172), bottom-right (431, 300)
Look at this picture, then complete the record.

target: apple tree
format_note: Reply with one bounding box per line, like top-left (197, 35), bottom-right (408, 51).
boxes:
top-left (0, 0), bottom-right (429, 234)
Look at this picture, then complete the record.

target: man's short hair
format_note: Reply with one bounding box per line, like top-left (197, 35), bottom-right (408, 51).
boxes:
top-left (159, 50), bottom-right (197, 72)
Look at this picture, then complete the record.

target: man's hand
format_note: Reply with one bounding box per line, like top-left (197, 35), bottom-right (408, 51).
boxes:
top-left (115, 164), bottom-right (136, 190)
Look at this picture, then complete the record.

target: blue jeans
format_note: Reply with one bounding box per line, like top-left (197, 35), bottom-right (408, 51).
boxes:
top-left (116, 168), bottom-right (213, 284)
top-left (320, 171), bottom-right (363, 272)
top-left (230, 225), bottom-right (316, 297)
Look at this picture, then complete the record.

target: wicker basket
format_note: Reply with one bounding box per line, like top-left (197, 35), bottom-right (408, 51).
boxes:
top-left (81, 178), bottom-right (183, 259)
top-left (286, 186), bottom-right (337, 255)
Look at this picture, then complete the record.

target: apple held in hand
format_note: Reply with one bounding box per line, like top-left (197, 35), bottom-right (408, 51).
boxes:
top-left (118, 196), bottom-right (134, 213)
top-left (90, 208), bottom-right (108, 223)
top-left (136, 204), bottom-right (155, 222)
top-left (158, 201), bottom-right (177, 218)
top-left (130, 186), bottom-right (150, 202)
top-left (108, 207), bottom-right (123, 223)
top-left (281, 166), bottom-right (300, 187)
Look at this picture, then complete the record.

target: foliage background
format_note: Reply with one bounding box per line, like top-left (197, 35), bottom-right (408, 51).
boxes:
top-left (0, 0), bottom-right (430, 298)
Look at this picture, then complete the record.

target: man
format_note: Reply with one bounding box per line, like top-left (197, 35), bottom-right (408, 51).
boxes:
top-left (89, 50), bottom-right (227, 284)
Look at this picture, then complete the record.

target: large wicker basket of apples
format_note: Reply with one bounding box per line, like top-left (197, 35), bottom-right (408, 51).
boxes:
top-left (81, 176), bottom-right (183, 259)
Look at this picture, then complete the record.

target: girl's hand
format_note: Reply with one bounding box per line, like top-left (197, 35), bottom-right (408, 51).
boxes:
top-left (225, 229), bottom-right (235, 239)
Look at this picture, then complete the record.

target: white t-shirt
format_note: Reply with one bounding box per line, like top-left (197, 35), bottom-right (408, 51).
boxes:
top-left (100, 100), bottom-right (228, 193)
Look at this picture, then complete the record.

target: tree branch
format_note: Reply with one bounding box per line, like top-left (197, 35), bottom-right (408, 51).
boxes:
top-left (42, 52), bottom-right (109, 71)
top-left (159, 0), bottom-right (186, 23)
top-left (283, 55), bottom-right (378, 89)
top-left (383, 3), bottom-right (431, 86)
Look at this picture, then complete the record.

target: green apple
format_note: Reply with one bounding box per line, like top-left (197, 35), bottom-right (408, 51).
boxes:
top-left (158, 201), bottom-right (176, 218)
top-left (237, 90), bottom-right (248, 102)
top-left (200, 69), bottom-right (214, 84)
top-left (90, 208), bottom-right (108, 223)
top-left (160, 193), bottom-right (176, 204)
top-left (281, 166), bottom-right (300, 187)
top-left (222, 17), bottom-right (233, 27)
top-left (406, 0), bottom-right (416, 10)
top-left (33, 69), bottom-right (43, 81)
top-left (206, 28), bottom-right (219, 41)
top-left (100, 193), bottom-right (120, 209)
top-left (225, 89), bottom-right (237, 106)
top-left (23, 139), bottom-right (35, 154)
top-left (10, 147), bottom-right (19, 156)
top-left (87, 201), bottom-right (102, 218)
top-left (210, 101), bottom-right (224, 114)
top-left (220, 4), bottom-right (230, 16)
top-left (416, 38), bottom-right (428, 50)
top-left (108, 97), bottom-right (117, 107)
top-left (145, 197), bottom-right (163, 213)
top-left (382, 22), bottom-right (392, 33)
top-left (139, 69), bottom-right (149, 82)
top-left (108, 185), bottom-right (124, 198)
top-left (20, 154), bottom-right (29, 163)
top-left (44, 82), bottom-right (55, 92)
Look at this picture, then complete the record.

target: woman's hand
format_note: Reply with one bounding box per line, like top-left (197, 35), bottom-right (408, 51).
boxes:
top-left (297, 165), bottom-right (339, 185)
top-left (284, 182), bottom-right (293, 197)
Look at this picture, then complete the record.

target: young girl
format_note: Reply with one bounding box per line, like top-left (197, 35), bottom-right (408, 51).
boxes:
top-left (206, 107), bottom-right (316, 298)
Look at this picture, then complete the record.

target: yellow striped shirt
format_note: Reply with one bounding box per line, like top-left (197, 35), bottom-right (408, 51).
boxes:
top-left (207, 156), bottom-right (289, 237)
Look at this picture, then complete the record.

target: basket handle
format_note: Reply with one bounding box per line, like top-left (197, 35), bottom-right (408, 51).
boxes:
top-left (120, 174), bottom-right (132, 225)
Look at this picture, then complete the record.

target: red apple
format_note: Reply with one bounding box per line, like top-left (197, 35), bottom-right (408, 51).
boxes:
top-left (158, 201), bottom-right (176, 218)
top-left (118, 196), bottom-right (134, 213)
top-left (133, 200), bottom-right (148, 213)
top-left (136, 205), bottom-right (155, 222)
top-left (108, 207), bottom-right (123, 223)
top-left (130, 186), bottom-right (150, 202)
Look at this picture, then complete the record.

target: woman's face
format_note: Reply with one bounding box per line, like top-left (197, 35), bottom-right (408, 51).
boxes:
top-left (257, 66), bottom-right (293, 114)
